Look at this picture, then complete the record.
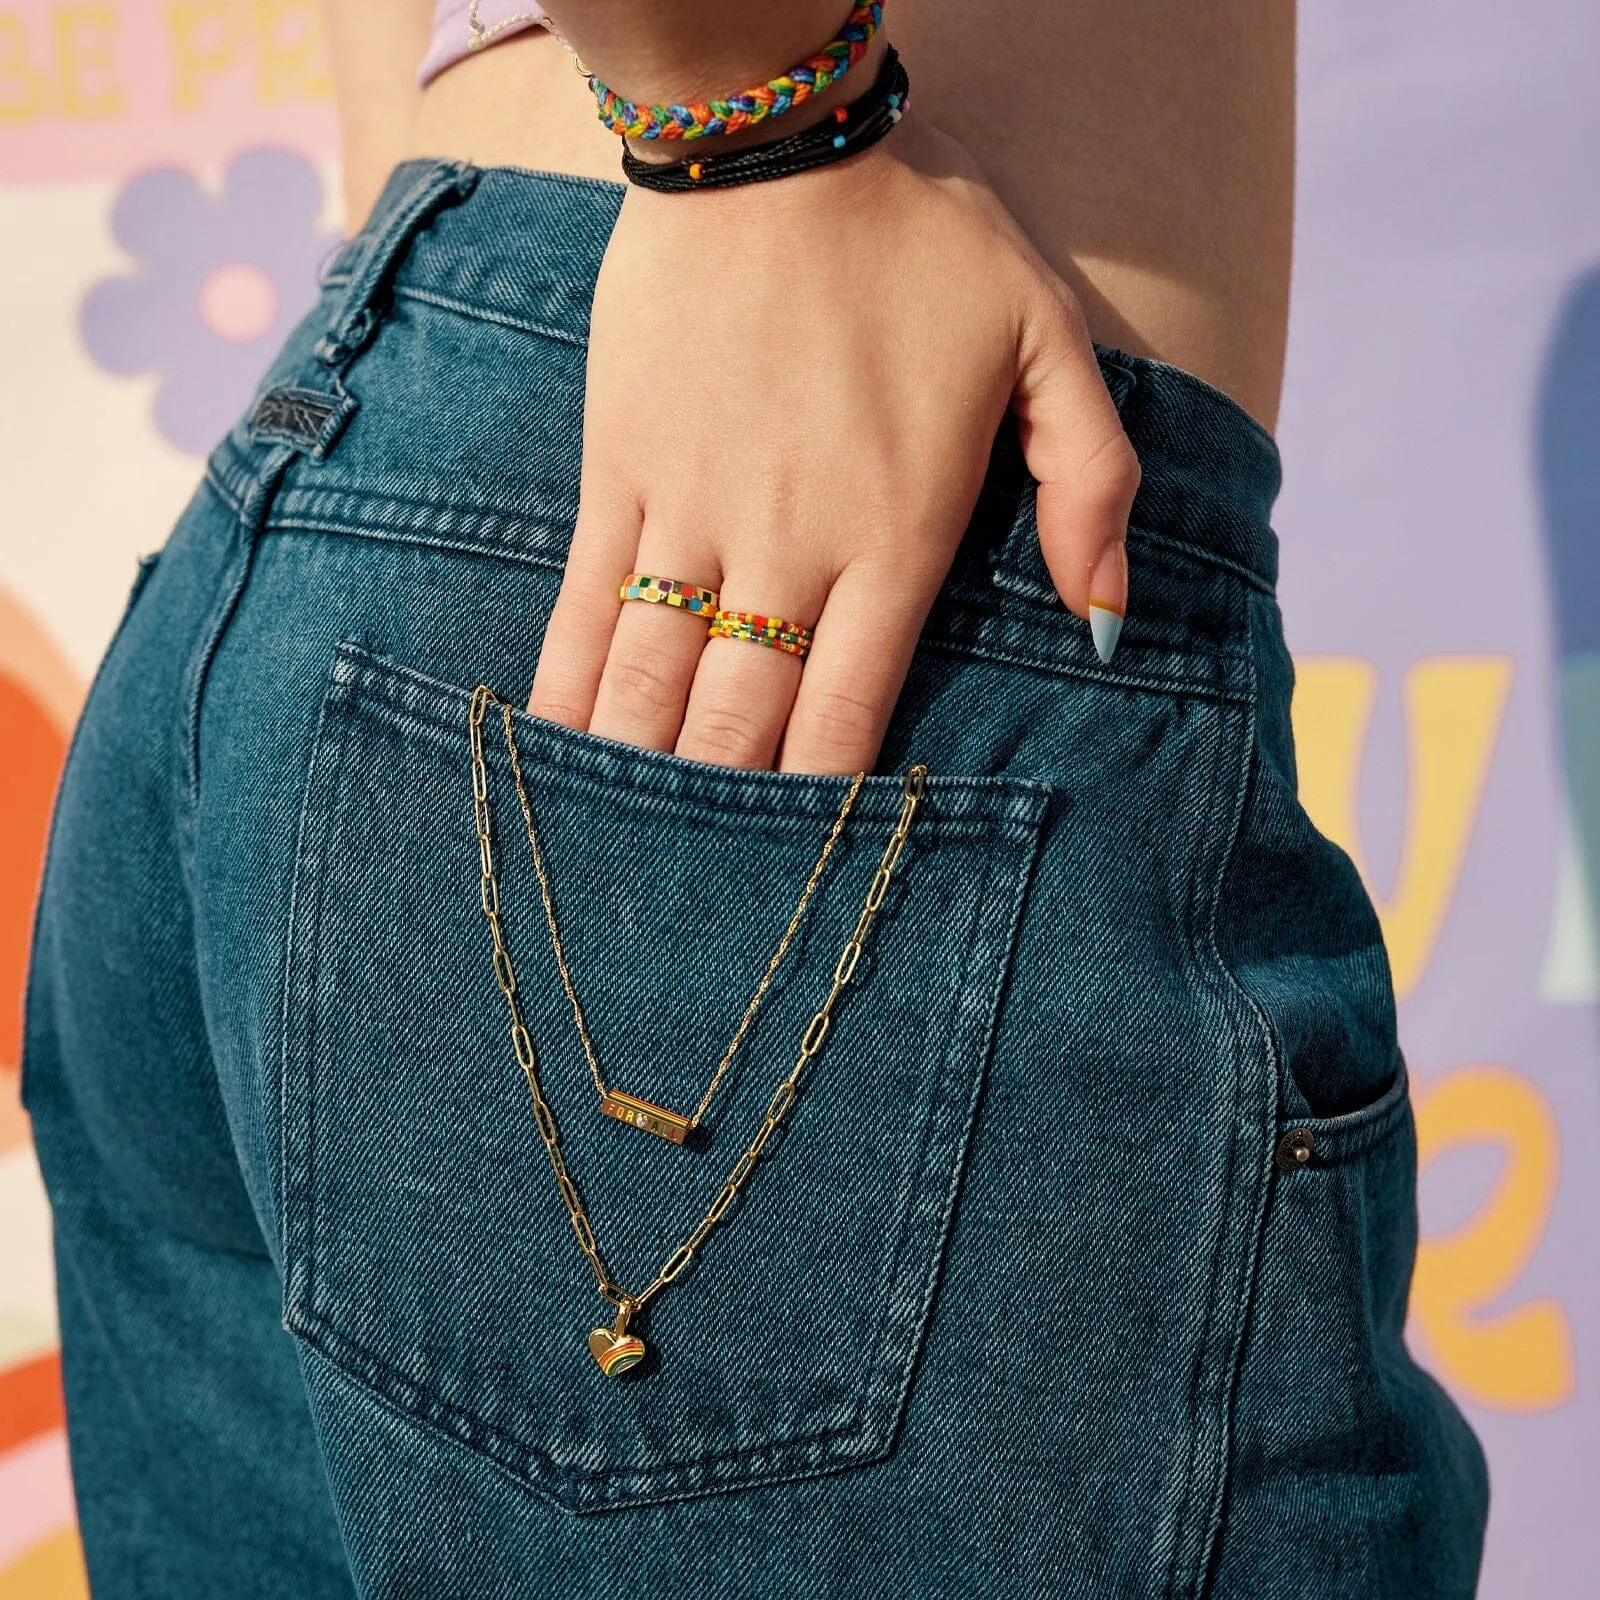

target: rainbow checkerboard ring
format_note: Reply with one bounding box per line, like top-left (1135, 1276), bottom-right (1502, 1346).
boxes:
top-left (619, 573), bottom-right (720, 615)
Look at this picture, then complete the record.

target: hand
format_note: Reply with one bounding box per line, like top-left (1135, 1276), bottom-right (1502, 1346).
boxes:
top-left (528, 111), bottom-right (1139, 774)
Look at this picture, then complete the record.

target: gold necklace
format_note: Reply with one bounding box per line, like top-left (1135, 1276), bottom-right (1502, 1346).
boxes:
top-left (467, 686), bottom-right (928, 1375)
top-left (493, 700), bottom-right (863, 1143)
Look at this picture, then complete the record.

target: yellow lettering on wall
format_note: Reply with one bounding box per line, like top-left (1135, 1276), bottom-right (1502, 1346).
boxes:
top-left (0, 16), bottom-right (48, 123)
top-left (165, 0), bottom-right (242, 110)
top-left (53, 5), bottom-right (123, 117)
top-left (252, 0), bottom-right (329, 103)
top-left (1291, 655), bottom-right (1513, 997)
top-left (0, 7), bottom-right (123, 123)
top-left (1410, 1065), bottom-right (1574, 1411)
top-left (166, 0), bottom-right (329, 109)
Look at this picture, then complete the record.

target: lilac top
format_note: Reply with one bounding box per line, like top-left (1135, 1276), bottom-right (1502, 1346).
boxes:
top-left (420, 1), bottom-right (552, 85)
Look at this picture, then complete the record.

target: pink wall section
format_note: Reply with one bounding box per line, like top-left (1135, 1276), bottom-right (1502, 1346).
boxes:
top-left (0, 0), bottom-right (336, 183)
top-left (1, 2), bottom-right (1597, 1594)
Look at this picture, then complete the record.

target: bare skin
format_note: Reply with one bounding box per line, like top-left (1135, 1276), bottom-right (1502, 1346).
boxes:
top-left (324, 2), bottom-right (1294, 772)
top-left (341, 5), bottom-right (1294, 423)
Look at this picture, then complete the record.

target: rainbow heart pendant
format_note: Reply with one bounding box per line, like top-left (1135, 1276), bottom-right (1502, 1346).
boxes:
top-left (588, 1325), bottom-right (647, 1377)
top-left (588, 1304), bottom-right (647, 1377)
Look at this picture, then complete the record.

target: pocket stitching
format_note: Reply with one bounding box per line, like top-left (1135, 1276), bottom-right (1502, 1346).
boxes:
top-left (845, 829), bottom-right (1029, 1455)
top-left (281, 659), bottom-right (363, 1322)
top-left (281, 647), bottom-right (1049, 1511)
top-left (331, 641), bottom-right (1050, 834)
top-left (1276, 1060), bottom-right (1412, 1168)
top-left (866, 809), bottom-right (1044, 1436)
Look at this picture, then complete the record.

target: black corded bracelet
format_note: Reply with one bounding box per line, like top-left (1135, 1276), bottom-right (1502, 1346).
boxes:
top-left (620, 46), bottom-right (910, 194)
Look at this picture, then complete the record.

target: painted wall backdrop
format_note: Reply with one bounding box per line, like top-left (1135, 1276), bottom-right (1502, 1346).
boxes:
top-left (0, 1), bottom-right (1595, 1594)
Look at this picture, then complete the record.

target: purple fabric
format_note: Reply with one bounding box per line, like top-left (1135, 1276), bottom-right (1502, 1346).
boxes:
top-left (420, 1), bottom-right (551, 85)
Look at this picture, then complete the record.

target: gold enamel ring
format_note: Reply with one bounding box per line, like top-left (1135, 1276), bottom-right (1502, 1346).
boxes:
top-left (619, 573), bottom-right (720, 616)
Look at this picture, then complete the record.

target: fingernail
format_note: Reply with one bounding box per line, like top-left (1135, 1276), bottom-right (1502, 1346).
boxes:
top-left (1088, 541), bottom-right (1128, 665)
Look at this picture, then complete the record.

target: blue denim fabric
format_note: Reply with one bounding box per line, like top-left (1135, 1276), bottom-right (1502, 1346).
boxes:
top-left (24, 160), bottom-right (1488, 1597)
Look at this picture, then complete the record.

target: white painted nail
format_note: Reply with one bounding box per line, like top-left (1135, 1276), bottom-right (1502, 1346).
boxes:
top-left (1089, 603), bottom-right (1124, 665)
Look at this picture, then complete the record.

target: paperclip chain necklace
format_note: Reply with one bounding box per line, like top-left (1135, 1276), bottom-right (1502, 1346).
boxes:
top-left (467, 685), bottom-right (928, 1375)
top-left (479, 695), bottom-right (864, 1144)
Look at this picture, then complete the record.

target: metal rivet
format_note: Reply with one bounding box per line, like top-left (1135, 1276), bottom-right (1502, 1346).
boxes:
top-left (1274, 1127), bottom-right (1316, 1171)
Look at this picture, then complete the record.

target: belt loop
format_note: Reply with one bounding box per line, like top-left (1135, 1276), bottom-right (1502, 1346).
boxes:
top-left (1095, 348), bottom-right (1138, 415)
top-left (313, 159), bottom-right (481, 371)
top-left (248, 160), bottom-right (480, 458)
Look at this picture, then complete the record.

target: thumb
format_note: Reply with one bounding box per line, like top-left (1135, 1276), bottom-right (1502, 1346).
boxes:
top-left (1011, 279), bottom-right (1140, 663)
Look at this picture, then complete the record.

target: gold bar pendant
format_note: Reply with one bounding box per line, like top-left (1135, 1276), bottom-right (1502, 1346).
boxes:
top-left (599, 1089), bottom-right (692, 1145)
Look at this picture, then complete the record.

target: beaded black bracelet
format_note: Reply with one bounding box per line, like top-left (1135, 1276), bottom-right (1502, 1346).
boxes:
top-left (620, 46), bottom-right (909, 194)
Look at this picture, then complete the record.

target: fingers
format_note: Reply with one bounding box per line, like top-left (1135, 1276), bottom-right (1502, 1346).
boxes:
top-left (778, 562), bottom-right (936, 776)
top-left (586, 584), bottom-right (715, 751)
top-left (583, 521), bottom-right (723, 752)
top-left (1012, 279), bottom-right (1141, 663)
top-left (675, 572), bottom-right (831, 770)
top-left (526, 488), bottom-right (641, 728)
top-left (535, 532), bottom-right (932, 774)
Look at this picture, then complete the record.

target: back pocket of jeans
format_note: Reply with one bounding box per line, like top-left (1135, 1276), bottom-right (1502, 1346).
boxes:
top-left (281, 643), bottom-right (1047, 1513)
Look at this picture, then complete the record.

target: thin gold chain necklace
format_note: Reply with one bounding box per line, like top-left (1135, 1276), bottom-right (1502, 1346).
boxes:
top-left (467, 685), bottom-right (928, 1375)
top-left (497, 702), bottom-right (864, 1144)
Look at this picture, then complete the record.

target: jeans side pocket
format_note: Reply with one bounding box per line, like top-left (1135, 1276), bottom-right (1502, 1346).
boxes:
top-left (1212, 1066), bottom-right (1490, 1598)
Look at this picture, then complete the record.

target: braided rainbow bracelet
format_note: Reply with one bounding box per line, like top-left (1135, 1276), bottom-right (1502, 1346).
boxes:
top-left (591, 2), bottom-right (883, 142)
top-left (622, 46), bottom-right (908, 192)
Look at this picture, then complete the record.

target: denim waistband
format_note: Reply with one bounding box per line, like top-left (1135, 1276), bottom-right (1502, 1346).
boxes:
top-left (317, 159), bottom-right (1283, 596)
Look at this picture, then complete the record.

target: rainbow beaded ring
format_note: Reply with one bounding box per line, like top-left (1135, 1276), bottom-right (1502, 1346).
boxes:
top-left (591, 2), bottom-right (883, 142)
top-left (709, 610), bottom-right (815, 660)
top-left (619, 574), bottom-right (720, 615)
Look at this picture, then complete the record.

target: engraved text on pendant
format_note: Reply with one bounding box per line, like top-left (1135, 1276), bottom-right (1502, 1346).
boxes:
top-left (599, 1088), bottom-right (691, 1144)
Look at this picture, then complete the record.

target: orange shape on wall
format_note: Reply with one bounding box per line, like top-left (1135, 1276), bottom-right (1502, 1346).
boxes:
top-left (1410, 1064), bottom-right (1576, 1413)
top-left (0, 588), bottom-right (83, 1153)
top-left (0, 1352), bottom-right (66, 1455)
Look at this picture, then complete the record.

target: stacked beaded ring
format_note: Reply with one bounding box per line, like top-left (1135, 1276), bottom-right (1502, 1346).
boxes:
top-left (591, 2), bottom-right (883, 141)
top-left (709, 610), bottom-right (815, 660)
top-left (619, 574), bottom-right (720, 616)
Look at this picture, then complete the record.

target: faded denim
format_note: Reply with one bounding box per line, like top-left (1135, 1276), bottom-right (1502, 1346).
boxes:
top-left (24, 160), bottom-right (1489, 1597)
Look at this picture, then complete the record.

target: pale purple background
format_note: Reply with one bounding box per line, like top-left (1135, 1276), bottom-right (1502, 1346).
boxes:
top-left (1282, 5), bottom-right (1600, 1594)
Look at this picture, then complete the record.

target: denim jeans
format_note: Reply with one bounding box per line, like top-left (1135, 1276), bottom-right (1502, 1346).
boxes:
top-left (24, 160), bottom-right (1488, 1597)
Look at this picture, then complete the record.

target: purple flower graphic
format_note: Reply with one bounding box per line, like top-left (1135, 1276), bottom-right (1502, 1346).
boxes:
top-left (82, 149), bottom-right (338, 455)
